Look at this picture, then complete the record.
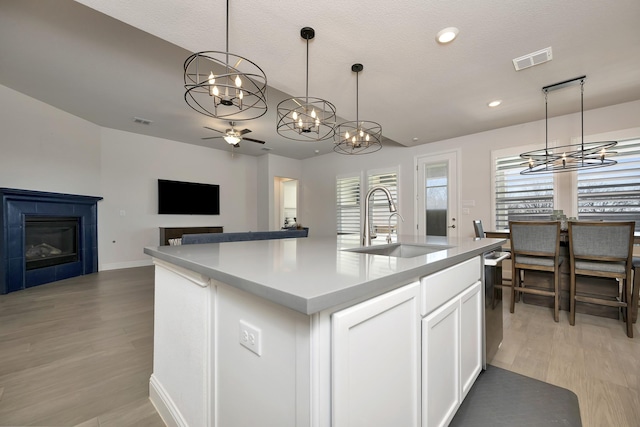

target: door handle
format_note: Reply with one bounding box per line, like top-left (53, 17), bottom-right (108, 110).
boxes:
top-left (448, 217), bottom-right (456, 228)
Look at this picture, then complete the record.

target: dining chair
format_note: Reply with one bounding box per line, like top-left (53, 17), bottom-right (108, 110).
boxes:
top-left (473, 220), bottom-right (484, 238)
top-left (509, 221), bottom-right (562, 322)
top-left (633, 257), bottom-right (640, 324)
top-left (568, 221), bottom-right (635, 338)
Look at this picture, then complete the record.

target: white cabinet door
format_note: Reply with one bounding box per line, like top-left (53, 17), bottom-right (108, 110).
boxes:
top-left (332, 282), bottom-right (421, 427)
top-left (422, 296), bottom-right (460, 427)
top-left (459, 280), bottom-right (482, 399)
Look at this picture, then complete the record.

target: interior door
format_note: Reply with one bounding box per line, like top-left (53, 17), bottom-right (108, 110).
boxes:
top-left (416, 151), bottom-right (459, 238)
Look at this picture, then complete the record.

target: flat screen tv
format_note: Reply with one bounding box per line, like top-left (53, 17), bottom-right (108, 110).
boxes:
top-left (158, 179), bottom-right (220, 215)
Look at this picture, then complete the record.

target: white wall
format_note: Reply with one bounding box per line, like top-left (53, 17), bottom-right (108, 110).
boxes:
top-left (0, 84), bottom-right (260, 271)
top-left (99, 128), bottom-right (258, 270)
top-left (300, 100), bottom-right (640, 239)
top-left (0, 85), bottom-right (101, 195)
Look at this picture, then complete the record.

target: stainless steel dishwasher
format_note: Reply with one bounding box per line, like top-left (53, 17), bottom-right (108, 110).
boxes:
top-left (483, 251), bottom-right (509, 366)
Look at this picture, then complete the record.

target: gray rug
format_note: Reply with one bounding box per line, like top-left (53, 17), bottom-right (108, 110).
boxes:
top-left (450, 365), bottom-right (582, 427)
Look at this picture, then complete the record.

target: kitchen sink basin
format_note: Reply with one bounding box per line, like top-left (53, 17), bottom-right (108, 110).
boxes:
top-left (345, 243), bottom-right (452, 258)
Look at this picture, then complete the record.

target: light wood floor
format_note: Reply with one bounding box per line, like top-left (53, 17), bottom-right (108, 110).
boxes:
top-left (492, 287), bottom-right (640, 427)
top-left (0, 266), bottom-right (163, 427)
top-left (1, 267), bottom-right (638, 426)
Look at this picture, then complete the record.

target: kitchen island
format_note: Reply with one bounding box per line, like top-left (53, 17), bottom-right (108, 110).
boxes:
top-left (144, 235), bottom-right (505, 427)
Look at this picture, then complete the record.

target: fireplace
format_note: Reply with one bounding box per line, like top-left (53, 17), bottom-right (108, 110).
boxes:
top-left (25, 216), bottom-right (80, 270)
top-left (0, 188), bottom-right (103, 294)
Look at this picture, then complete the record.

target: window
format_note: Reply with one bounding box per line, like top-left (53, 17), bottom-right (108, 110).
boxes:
top-left (577, 138), bottom-right (640, 231)
top-left (336, 175), bottom-right (361, 235)
top-left (494, 154), bottom-right (554, 229)
top-left (336, 169), bottom-right (399, 238)
top-left (367, 170), bottom-right (399, 239)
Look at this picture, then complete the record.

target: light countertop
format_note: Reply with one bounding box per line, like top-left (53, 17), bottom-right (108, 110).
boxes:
top-left (144, 235), bottom-right (505, 315)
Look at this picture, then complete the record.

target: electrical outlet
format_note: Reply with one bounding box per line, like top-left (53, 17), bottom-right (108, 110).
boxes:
top-left (239, 320), bottom-right (262, 356)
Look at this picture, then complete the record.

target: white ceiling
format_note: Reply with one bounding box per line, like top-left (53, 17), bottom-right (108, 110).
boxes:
top-left (1, 0), bottom-right (639, 159)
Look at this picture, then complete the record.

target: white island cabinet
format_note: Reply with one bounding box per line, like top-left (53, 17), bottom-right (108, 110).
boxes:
top-left (421, 257), bottom-right (482, 427)
top-left (144, 235), bottom-right (503, 427)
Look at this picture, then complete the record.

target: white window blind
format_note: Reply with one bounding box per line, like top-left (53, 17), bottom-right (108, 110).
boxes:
top-left (577, 138), bottom-right (640, 231)
top-left (367, 171), bottom-right (399, 239)
top-left (495, 154), bottom-right (554, 229)
top-left (336, 170), bottom-right (399, 238)
top-left (336, 175), bottom-right (361, 235)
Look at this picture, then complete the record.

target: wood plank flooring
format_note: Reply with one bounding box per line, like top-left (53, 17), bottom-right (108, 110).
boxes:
top-left (493, 288), bottom-right (640, 427)
top-left (0, 267), bottom-right (638, 426)
top-left (0, 267), bottom-right (163, 427)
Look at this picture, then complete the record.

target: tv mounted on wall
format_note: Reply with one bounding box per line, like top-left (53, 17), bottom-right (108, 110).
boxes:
top-left (158, 179), bottom-right (220, 215)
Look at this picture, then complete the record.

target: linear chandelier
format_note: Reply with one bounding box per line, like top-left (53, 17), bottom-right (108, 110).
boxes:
top-left (334, 64), bottom-right (382, 155)
top-left (276, 27), bottom-right (337, 141)
top-left (183, 0), bottom-right (267, 121)
top-left (520, 76), bottom-right (616, 174)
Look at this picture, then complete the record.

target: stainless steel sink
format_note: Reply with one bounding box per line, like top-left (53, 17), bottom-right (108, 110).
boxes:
top-left (345, 243), bottom-right (451, 258)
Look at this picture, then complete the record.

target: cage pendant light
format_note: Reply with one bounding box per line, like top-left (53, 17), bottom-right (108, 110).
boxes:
top-left (183, 0), bottom-right (267, 121)
top-left (276, 27), bottom-right (337, 141)
top-left (520, 76), bottom-right (616, 174)
top-left (334, 64), bottom-right (382, 155)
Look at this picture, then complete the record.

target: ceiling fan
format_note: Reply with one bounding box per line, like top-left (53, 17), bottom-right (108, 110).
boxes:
top-left (202, 122), bottom-right (266, 147)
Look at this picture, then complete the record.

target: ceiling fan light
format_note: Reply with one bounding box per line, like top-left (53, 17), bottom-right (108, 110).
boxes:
top-left (224, 135), bottom-right (241, 145)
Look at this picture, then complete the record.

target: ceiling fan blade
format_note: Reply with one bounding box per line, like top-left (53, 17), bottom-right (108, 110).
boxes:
top-left (243, 137), bottom-right (266, 144)
top-left (204, 126), bottom-right (224, 134)
top-left (201, 135), bottom-right (223, 140)
top-left (238, 128), bottom-right (252, 135)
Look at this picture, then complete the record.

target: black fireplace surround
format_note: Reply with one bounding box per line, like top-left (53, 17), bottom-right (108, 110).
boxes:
top-left (0, 188), bottom-right (102, 294)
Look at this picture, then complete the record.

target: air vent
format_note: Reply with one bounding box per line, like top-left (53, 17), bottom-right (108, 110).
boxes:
top-left (133, 116), bottom-right (153, 125)
top-left (512, 47), bottom-right (552, 71)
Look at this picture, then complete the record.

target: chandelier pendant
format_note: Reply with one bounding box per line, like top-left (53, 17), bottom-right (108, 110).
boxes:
top-left (276, 27), bottom-right (337, 141)
top-left (183, 0), bottom-right (267, 121)
top-left (520, 76), bottom-right (616, 174)
top-left (334, 63), bottom-right (382, 155)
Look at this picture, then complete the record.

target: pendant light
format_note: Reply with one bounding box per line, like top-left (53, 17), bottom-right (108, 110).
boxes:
top-left (276, 27), bottom-right (337, 141)
top-left (334, 64), bottom-right (382, 155)
top-left (183, 0), bottom-right (267, 121)
top-left (520, 76), bottom-right (616, 174)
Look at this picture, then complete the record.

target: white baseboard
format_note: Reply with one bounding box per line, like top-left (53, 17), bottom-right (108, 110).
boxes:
top-left (100, 259), bottom-right (153, 271)
top-left (149, 374), bottom-right (188, 427)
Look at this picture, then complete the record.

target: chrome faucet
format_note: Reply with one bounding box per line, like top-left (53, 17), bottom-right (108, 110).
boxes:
top-left (386, 212), bottom-right (405, 244)
top-left (362, 186), bottom-right (397, 246)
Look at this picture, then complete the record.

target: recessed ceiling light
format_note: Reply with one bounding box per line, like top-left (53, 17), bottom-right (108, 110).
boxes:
top-left (487, 100), bottom-right (502, 108)
top-left (436, 27), bottom-right (459, 44)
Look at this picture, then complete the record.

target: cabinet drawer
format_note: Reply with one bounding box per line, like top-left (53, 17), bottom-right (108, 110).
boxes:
top-left (420, 256), bottom-right (481, 316)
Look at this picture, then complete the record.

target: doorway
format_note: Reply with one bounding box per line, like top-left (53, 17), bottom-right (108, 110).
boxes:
top-left (416, 151), bottom-right (459, 238)
top-left (274, 177), bottom-right (298, 229)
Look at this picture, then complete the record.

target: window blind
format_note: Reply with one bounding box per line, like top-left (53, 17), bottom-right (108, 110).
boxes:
top-left (367, 171), bottom-right (399, 239)
top-left (336, 175), bottom-right (361, 235)
top-left (577, 138), bottom-right (640, 231)
top-left (494, 155), bottom-right (554, 229)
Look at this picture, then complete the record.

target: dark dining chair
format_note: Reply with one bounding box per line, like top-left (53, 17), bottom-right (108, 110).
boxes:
top-left (568, 221), bottom-right (635, 338)
top-left (509, 221), bottom-right (562, 322)
top-left (473, 220), bottom-right (484, 238)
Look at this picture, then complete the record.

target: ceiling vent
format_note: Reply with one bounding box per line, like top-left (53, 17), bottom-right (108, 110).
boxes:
top-left (512, 47), bottom-right (553, 71)
top-left (133, 116), bottom-right (153, 125)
